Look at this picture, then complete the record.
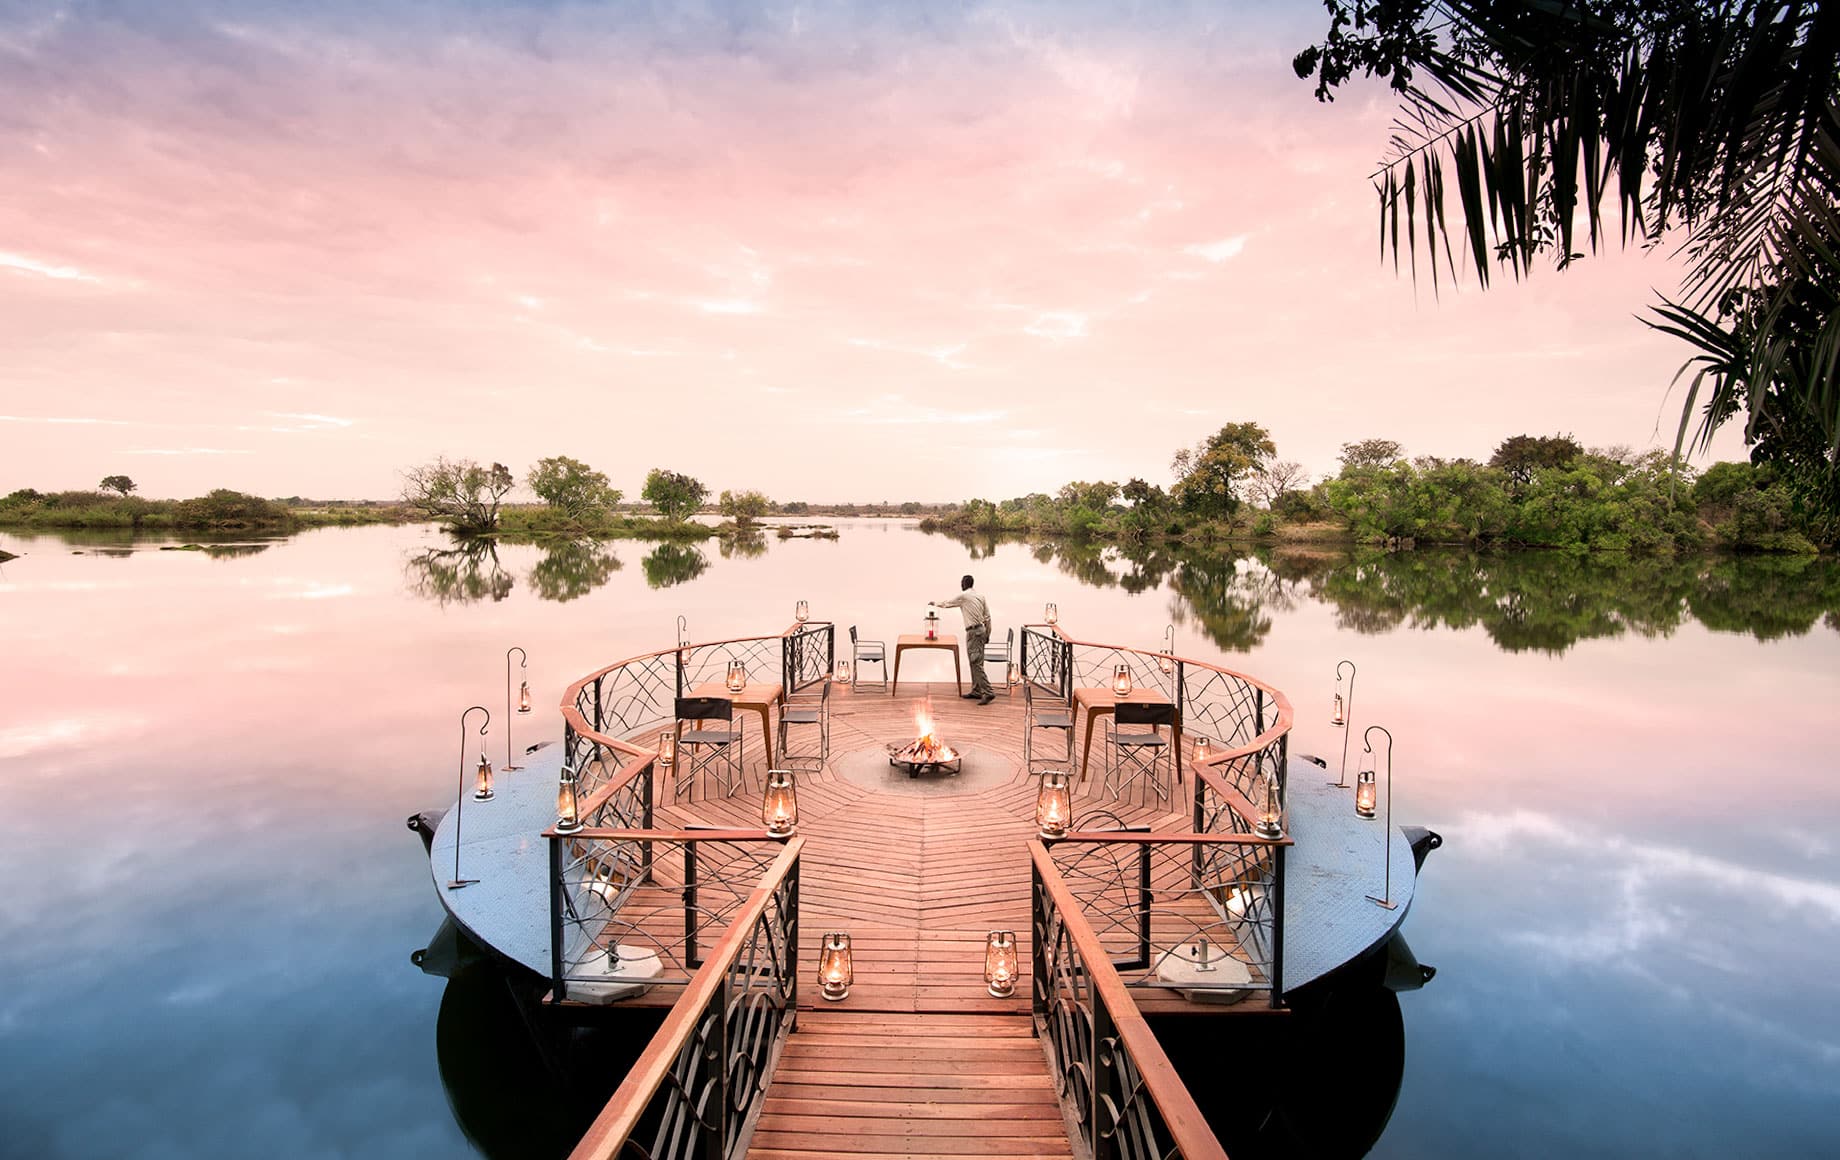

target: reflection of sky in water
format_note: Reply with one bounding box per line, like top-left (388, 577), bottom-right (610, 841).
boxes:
top-left (1, 523), bottom-right (1837, 1157)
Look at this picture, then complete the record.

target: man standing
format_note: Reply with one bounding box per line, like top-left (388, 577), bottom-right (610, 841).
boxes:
top-left (930, 574), bottom-right (995, 705)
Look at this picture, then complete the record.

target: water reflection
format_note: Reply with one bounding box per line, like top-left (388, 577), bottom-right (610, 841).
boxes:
top-left (405, 540), bottom-right (515, 604)
top-left (527, 540), bottom-right (622, 603)
top-left (928, 531), bottom-right (1840, 654)
top-left (642, 542), bottom-right (709, 588)
top-left (719, 531), bottom-right (768, 559)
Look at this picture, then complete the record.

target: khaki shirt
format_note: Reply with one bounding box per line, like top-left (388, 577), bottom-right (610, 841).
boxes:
top-left (935, 589), bottom-right (991, 634)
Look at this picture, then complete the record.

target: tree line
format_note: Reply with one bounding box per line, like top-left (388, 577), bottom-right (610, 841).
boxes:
top-left (399, 455), bottom-right (774, 537)
top-left (921, 422), bottom-right (1833, 553)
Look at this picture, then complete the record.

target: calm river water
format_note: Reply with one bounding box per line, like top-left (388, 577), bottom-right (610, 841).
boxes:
top-left (2, 521), bottom-right (1837, 1158)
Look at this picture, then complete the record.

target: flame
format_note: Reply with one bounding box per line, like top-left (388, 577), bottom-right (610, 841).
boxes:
top-left (898, 697), bottom-right (958, 764)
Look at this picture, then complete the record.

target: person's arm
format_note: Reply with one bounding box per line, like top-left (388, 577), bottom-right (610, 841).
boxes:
top-left (933, 594), bottom-right (967, 609)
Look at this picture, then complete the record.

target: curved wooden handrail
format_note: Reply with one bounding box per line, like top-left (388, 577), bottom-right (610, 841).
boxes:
top-left (1029, 839), bottom-right (1230, 1160)
top-left (568, 836), bottom-right (805, 1160)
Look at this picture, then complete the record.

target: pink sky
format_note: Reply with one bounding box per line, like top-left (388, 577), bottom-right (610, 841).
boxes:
top-left (0, 2), bottom-right (1746, 502)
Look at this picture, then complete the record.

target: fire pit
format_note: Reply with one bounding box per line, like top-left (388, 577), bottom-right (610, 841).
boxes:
top-left (887, 699), bottom-right (962, 778)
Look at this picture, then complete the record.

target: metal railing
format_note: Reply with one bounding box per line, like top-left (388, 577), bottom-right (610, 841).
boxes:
top-left (567, 839), bottom-right (803, 1160)
top-left (548, 830), bottom-right (795, 998)
top-left (1031, 841), bottom-right (1231, 1160)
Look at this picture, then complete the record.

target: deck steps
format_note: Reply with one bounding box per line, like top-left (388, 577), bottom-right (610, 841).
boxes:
top-left (744, 1009), bottom-right (1074, 1159)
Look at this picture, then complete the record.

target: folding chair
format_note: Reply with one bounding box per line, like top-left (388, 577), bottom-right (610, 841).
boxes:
top-left (777, 679), bottom-right (832, 772)
top-left (673, 696), bottom-right (745, 798)
top-left (1023, 680), bottom-right (1074, 771)
top-left (1103, 701), bottom-right (1175, 805)
top-left (983, 627), bottom-right (1015, 696)
top-left (849, 626), bottom-right (887, 693)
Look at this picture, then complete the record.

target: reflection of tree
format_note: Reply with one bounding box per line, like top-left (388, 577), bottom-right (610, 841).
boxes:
top-left (200, 543), bottom-right (272, 559)
top-left (641, 542), bottom-right (709, 589)
top-left (1310, 550), bottom-right (1840, 654)
top-left (405, 540), bottom-right (514, 605)
top-left (1167, 555), bottom-right (1275, 652)
top-left (527, 540), bottom-right (621, 603)
top-left (718, 532), bottom-right (767, 560)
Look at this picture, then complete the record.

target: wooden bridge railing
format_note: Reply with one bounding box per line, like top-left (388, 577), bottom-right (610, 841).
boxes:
top-left (567, 838), bottom-right (803, 1160)
top-left (1031, 840), bottom-right (1232, 1160)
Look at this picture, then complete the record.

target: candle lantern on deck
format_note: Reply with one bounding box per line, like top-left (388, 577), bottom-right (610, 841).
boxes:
top-left (1159, 624), bottom-right (1176, 675)
top-left (1111, 663), bottom-right (1133, 697)
top-left (1193, 736), bottom-right (1213, 770)
top-left (726, 660), bottom-right (748, 693)
top-left (984, 930), bottom-right (1019, 998)
top-left (473, 751), bottom-right (495, 801)
top-left (1044, 602), bottom-right (1058, 626)
top-left (762, 769), bottom-right (798, 838)
top-left (924, 607), bottom-right (939, 641)
top-left (834, 659), bottom-right (853, 685)
top-left (446, 706), bottom-right (491, 890)
top-left (1036, 771), bottom-right (1071, 840)
top-left (1006, 661), bottom-right (1022, 690)
top-left (818, 932), bottom-right (853, 1001)
top-left (555, 766), bottom-right (583, 834)
top-left (1253, 769), bottom-right (1283, 838)
top-left (1355, 768), bottom-right (1378, 819)
top-left (657, 729), bottom-right (677, 769)
top-left (795, 600), bottom-right (810, 624)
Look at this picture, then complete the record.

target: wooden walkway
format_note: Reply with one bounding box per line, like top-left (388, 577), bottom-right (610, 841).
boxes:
top-left (745, 1010), bottom-right (1073, 1160)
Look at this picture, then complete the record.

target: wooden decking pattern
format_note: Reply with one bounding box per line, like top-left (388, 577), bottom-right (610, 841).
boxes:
top-left (656, 682), bottom-right (1191, 1014)
top-left (744, 1010), bottom-right (1074, 1160)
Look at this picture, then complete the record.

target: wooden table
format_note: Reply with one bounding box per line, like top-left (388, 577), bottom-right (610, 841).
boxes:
top-left (685, 682), bottom-right (786, 766)
top-left (891, 634), bottom-right (962, 697)
top-left (1071, 687), bottom-right (1182, 786)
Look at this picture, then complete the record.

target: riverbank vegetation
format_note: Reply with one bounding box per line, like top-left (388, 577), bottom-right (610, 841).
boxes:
top-left (0, 485), bottom-right (416, 531)
top-left (921, 422), bottom-right (1832, 554)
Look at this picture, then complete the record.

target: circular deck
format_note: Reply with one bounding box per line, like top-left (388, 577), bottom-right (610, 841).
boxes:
top-left (426, 679), bottom-right (1416, 1004)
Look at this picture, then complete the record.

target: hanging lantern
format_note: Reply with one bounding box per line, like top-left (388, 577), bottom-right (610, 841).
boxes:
top-left (762, 769), bottom-right (798, 837)
top-left (795, 600), bottom-right (810, 624)
top-left (1111, 663), bottom-right (1133, 697)
top-left (1355, 768), bottom-right (1378, 819)
top-left (726, 660), bottom-right (747, 693)
top-left (1036, 771), bottom-right (1071, 840)
top-left (517, 680), bottom-right (532, 714)
top-left (1044, 602), bottom-right (1058, 625)
top-left (473, 752), bottom-right (495, 801)
top-left (1332, 691), bottom-right (1346, 728)
top-left (984, 931), bottom-right (1019, 998)
top-left (657, 730), bottom-right (676, 769)
top-left (555, 767), bottom-right (582, 833)
top-left (1006, 661), bottom-right (1022, 688)
top-left (1159, 625), bottom-right (1175, 674)
top-left (818, 932), bottom-right (853, 1001)
top-left (834, 659), bottom-right (853, 685)
top-left (1254, 769), bottom-right (1282, 838)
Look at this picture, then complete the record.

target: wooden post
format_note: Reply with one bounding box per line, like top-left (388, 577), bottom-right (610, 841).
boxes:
top-left (548, 835), bottom-right (567, 1003)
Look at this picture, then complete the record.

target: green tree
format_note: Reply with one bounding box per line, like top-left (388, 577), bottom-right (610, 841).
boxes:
top-left (98, 475), bottom-right (137, 497)
top-left (1297, 1), bottom-right (1840, 510)
top-left (1171, 422), bottom-right (1276, 518)
top-left (642, 468), bottom-right (708, 523)
top-left (1488, 434), bottom-right (1582, 492)
top-left (401, 457), bottom-right (515, 534)
top-left (717, 488), bottom-right (771, 527)
top-left (526, 456), bottom-right (621, 521)
top-left (1337, 440), bottom-right (1402, 471)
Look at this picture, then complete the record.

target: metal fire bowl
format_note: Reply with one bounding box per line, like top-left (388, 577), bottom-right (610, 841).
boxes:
top-left (832, 744), bottom-right (1011, 798)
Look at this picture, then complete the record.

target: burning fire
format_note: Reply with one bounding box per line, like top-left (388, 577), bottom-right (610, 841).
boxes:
top-left (897, 698), bottom-right (958, 764)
